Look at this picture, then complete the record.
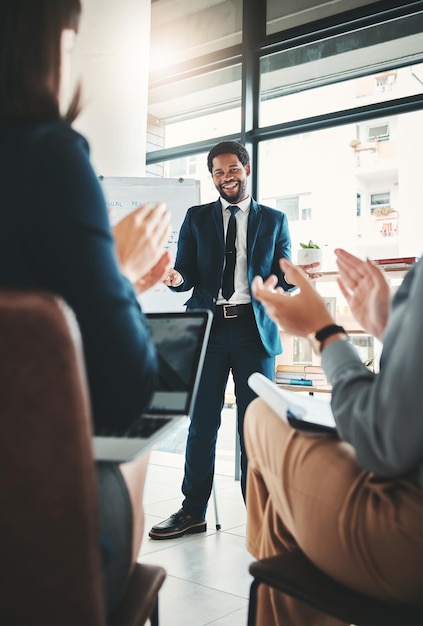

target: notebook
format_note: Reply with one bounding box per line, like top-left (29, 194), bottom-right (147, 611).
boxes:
top-left (93, 310), bottom-right (212, 462)
top-left (248, 372), bottom-right (337, 435)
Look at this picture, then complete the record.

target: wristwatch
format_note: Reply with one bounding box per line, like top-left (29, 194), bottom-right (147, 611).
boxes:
top-left (308, 324), bottom-right (347, 355)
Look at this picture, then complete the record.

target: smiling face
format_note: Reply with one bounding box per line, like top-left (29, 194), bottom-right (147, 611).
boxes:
top-left (211, 153), bottom-right (250, 204)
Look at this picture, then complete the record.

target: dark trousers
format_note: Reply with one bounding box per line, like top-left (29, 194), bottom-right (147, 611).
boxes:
top-left (181, 309), bottom-right (275, 520)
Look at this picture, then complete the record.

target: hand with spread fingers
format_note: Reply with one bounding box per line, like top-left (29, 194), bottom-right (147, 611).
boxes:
top-left (252, 258), bottom-right (333, 337)
top-left (335, 248), bottom-right (390, 341)
top-left (113, 202), bottom-right (170, 286)
top-left (135, 250), bottom-right (172, 294)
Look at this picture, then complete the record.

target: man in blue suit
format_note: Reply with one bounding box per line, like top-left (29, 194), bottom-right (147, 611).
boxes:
top-left (149, 141), bottom-right (295, 539)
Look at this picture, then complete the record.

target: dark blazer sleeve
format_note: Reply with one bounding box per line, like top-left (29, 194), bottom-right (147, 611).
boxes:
top-left (171, 202), bottom-right (225, 311)
top-left (19, 123), bottom-right (157, 433)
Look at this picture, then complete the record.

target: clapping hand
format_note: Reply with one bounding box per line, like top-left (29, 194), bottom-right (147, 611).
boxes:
top-left (335, 248), bottom-right (390, 341)
top-left (113, 202), bottom-right (170, 288)
top-left (135, 251), bottom-right (172, 294)
top-left (252, 259), bottom-right (333, 338)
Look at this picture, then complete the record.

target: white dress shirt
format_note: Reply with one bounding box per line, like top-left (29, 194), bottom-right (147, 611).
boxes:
top-left (217, 197), bottom-right (251, 305)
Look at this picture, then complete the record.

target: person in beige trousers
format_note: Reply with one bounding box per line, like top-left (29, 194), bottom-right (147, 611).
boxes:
top-left (245, 248), bottom-right (423, 626)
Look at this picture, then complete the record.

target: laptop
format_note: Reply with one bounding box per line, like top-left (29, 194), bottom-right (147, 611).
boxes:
top-left (93, 310), bottom-right (212, 462)
top-left (248, 372), bottom-right (337, 435)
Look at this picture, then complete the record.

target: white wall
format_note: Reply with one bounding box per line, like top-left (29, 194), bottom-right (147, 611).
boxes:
top-left (70, 0), bottom-right (151, 177)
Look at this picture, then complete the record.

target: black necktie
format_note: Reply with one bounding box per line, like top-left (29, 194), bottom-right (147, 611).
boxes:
top-left (222, 205), bottom-right (239, 301)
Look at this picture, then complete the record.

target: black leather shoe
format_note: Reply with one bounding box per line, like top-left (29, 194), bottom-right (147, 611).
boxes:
top-left (149, 508), bottom-right (207, 540)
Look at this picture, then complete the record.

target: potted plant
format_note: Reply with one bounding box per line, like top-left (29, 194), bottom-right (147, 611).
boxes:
top-left (297, 240), bottom-right (323, 269)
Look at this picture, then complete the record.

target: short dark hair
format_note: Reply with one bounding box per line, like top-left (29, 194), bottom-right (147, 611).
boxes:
top-left (207, 141), bottom-right (250, 173)
top-left (0, 0), bottom-right (82, 122)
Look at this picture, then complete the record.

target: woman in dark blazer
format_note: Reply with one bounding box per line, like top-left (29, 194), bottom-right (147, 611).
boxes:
top-left (0, 0), bottom-right (170, 612)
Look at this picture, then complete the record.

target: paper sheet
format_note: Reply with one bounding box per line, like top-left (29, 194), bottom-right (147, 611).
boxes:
top-left (248, 372), bottom-right (337, 433)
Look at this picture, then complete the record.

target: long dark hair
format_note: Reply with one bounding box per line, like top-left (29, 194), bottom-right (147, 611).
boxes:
top-left (0, 0), bottom-right (82, 122)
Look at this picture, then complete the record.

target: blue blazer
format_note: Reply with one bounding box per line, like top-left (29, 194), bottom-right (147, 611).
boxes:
top-left (171, 199), bottom-right (293, 356)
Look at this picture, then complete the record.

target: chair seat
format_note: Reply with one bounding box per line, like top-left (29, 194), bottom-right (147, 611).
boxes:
top-left (248, 551), bottom-right (422, 626)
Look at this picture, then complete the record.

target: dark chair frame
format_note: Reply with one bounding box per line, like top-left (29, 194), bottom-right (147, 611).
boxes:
top-left (248, 550), bottom-right (422, 626)
top-left (109, 563), bottom-right (166, 626)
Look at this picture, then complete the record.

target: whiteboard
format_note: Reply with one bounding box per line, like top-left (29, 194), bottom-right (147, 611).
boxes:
top-left (100, 176), bottom-right (200, 312)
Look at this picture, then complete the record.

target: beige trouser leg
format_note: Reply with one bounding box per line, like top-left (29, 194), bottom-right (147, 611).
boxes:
top-left (244, 398), bottom-right (423, 626)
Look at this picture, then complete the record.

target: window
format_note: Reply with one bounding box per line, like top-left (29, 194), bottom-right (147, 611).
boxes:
top-left (260, 12), bottom-right (423, 128)
top-left (375, 70), bottom-right (397, 93)
top-left (275, 194), bottom-right (311, 222)
top-left (147, 1), bottom-right (423, 263)
top-left (146, 152), bottom-right (217, 203)
top-left (276, 196), bottom-right (298, 220)
top-left (148, 0), bottom-right (243, 151)
top-left (368, 124), bottom-right (389, 142)
top-left (292, 336), bottom-right (312, 365)
top-left (149, 0), bottom-right (242, 66)
top-left (370, 192), bottom-right (390, 213)
top-left (266, 0), bottom-right (381, 36)
top-left (350, 335), bottom-right (375, 366)
top-left (168, 156), bottom-right (197, 178)
top-left (148, 64), bottom-right (242, 150)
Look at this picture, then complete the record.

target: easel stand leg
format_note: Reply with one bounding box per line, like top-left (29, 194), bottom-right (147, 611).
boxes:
top-left (212, 481), bottom-right (221, 530)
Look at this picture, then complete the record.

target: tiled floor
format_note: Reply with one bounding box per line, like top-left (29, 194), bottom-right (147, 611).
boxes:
top-left (139, 405), bottom-right (252, 626)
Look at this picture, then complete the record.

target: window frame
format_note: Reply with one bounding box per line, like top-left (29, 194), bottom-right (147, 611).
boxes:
top-left (146, 0), bottom-right (423, 203)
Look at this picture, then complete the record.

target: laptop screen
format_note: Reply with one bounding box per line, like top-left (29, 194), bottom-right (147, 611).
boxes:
top-left (145, 311), bottom-right (211, 415)
top-left (93, 310), bottom-right (211, 460)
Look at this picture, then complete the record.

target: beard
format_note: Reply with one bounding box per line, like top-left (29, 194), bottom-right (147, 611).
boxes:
top-left (217, 178), bottom-right (247, 204)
